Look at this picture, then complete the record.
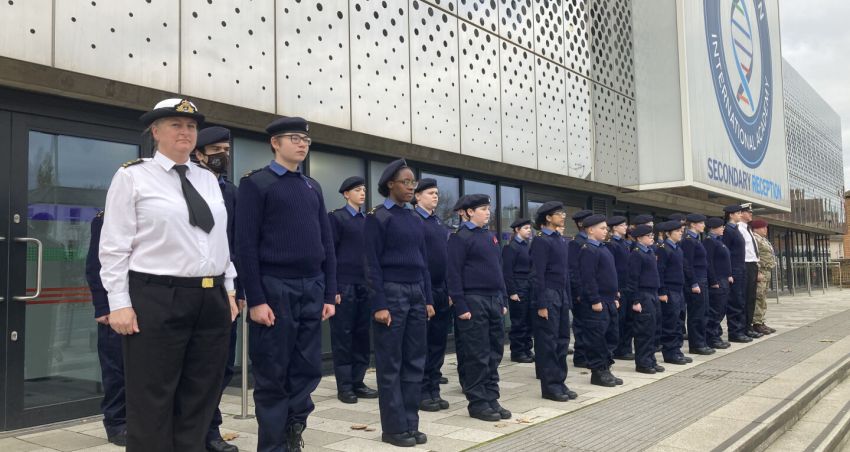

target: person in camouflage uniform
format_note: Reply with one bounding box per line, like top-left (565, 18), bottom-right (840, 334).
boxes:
top-left (750, 220), bottom-right (776, 335)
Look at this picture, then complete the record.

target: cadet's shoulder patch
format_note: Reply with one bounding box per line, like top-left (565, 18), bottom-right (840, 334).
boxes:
top-left (367, 206), bottom-right (382, 216)
top-left (581, 244), bottom-right (588, 249)
top-left (536, 231), bottom-right (543, 237)
top-left (242, 168), bottom-right (263, 179)
top-left (121, 158), bottom-right (144, 168)
top-left (95, 210), bottom-right (104, 218)
top-left (658, 243), bottom-right (666, 248)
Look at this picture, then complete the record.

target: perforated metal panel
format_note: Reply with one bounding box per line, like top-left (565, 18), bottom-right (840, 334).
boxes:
top-left (564, 0), bottom-right (589, 76)
top-left (422, 0), bottom-right (458, 13)
top-left (500, 41), bottom-right (536, 168)
top-left (458, 22), bottom-right (501, 161)
top-left (617, 95), bottom-right (638, 186)
top-left (458, 0), bottom-right (498, 34)
top-left (277, 0), bottom-right (351, 128)
top-left (499, 0), bottom-right (533, 51)
top-left (349, 0), bottom-right (411, 142)
top-left (593, 84), bottom-right (617, 185)
top-left (566, 71), bottom-right (592, 179)
top-left (181, 0), bottom-right (275, 113)
top-left (54, 0), bottom-right (179, 92)
top-left (409, 0), bottom-right (461, 153)
top-left (535, 57), bottom-right (568, 175)
top-left (589, 0), bottom-right (633, 96)
top-left (534, 0), bottom-right (564, 65)
top-left (0, 0), bottom-right (52, 66)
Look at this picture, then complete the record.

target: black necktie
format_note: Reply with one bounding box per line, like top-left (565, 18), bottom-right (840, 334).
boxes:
top-left (174, 165), bottom-right (215, 233)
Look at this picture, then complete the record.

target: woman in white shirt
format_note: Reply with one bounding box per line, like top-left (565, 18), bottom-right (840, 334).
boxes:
top-left (99, 98), bottom-right (238, 452)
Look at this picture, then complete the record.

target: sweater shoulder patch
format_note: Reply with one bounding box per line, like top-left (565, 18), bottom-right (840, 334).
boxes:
top-left (242, 168), bottom-right (264, 179)
top-left (95, 210), bottom-right (105, 218)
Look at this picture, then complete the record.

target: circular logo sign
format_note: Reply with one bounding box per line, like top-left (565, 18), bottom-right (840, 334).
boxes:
top-left (704, 0), bottom-right (773, 169)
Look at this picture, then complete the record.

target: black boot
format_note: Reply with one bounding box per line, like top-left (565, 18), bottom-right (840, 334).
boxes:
top-left (590, 369), bottom-right (616, 387)
top-left (287, 423), bottom-right (305, 452)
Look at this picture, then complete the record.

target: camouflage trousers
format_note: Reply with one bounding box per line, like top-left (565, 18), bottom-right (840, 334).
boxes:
top-left (754, 271), bottom-right (771, 325)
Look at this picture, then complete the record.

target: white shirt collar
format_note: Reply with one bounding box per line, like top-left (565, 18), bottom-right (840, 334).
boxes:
top-left (153, 151), bottom-right (192, 172)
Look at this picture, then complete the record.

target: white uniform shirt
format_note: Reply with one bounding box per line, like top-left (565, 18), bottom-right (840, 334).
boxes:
top-left (739, 221), bottom-right (759, 262)
top-left (99, 152), bottom-right (236, 312)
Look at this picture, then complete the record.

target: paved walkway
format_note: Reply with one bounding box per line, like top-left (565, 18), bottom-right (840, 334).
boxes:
top-left (1, 290), bottom-right (849, 452)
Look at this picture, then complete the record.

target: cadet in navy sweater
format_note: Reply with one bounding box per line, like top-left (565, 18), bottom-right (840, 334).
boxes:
top-left (722, 204), bottom-right (751, 343)
top-left (578, 214), bottom-right (622, 387)
top-left (681, 213), bottom-right (715, 356)
top-left (530, 201), bottom-right (577, 402)
top-left (625, 225), bottom-right (665, 374)
top-left (655, 221), bottom-right (692, 365)
top-left (448, 194), bottom-right (510, 422)
top-left (630, 214), bottom-right (662, 351)
top-left (364, 159), bottom-right (434, 448)
top-left (503, 218), bottom-right (534, 363)
top-left (606, 216), bottom-right (633, 360)
top-left (86, 211), bottom-right (127, 447)
top-left (569, 209), bottom-right (593, 368)
top-left (328, 176), bottom-right (379, 405)
top-left (236, 117), bottom-right (337, 452)
top-left (414, 178), bottom-right (453, 413)
top-left (704, 217), bottom-right (733, 350)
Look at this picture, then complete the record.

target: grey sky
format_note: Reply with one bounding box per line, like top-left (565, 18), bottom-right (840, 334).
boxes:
top-left (779, 0), bottom-right (850, 189)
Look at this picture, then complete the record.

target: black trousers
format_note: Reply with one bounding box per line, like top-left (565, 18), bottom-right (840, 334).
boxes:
top-left (745, 262), bottom-right (759, 328)
top-left (660, 290), bottom-right (685, 361)
top-left (97, 323), bottom-right (126, 438)
top-left (613, 290), bottom-right (634, 356)
top-left (207, 317), bottom-right (238, 443)
top-left (124, 275), bottom-right (231, 452)
top-left (455, 294), bottom-right (505, 413)
top-left (508, 278), bottom-right (534, 358)
top-left (632, 291), bottom-right (658, 369)
top-left (727, 267), bottom-right (748, 337)
top-left (533, 289), bottom-right (571, 396)
top-left (577, 299), bottom-right (618, 371)
top-left (686, 282), bottom-right (709, 349)
top-left (706, 280), bottom-right (730, 345)
top-left (330, 283), bottom-right (372, 393)
top-left (422, 285), bottom-right (451, 400)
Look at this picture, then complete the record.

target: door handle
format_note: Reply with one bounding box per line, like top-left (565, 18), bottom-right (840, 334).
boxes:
top-left (13, 237), bottom-right (43, 301)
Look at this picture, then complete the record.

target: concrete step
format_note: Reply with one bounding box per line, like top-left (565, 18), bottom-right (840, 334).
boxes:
top-left (648, 335), bottom-right (850, 452)
top-left (766, 376), bottom-right (850, 452)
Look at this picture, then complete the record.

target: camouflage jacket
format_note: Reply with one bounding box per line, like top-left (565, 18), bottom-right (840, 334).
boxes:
top-left (754, 233), bottom-right (777, 272)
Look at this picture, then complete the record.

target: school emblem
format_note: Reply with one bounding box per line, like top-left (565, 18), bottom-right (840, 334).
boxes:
top-left (704, 0), bottom-right (773, 169)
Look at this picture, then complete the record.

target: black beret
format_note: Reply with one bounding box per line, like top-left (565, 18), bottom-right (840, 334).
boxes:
top-left (572, 209), bottom-right (593, 222)
top-left (463, 194), bottom-right (491, 210)
top-left (606, 215), bottom-right (627, 227)
top-left (668, 213), bottom-right (686, 222)
top-left (538, 201), bottom-right (565, 218)
top-left (686, 213), bottom-right (707, 223)
top-left (632, 214), bottom-right (654, 225)
top-left (706, 217), bottom-right (725, 229)
top-left (632, 224), bottom-right (654, 238)
top-left (452, 195), bottom-right (469, 212)
top-left (510, 218), bottom-right (532, 229)
top-left (377, 159), bottom-right (408, 197)
top-left (415, 178), bottom-right (437, 193)
top-left (140, 98), bottom-right (205, 127)
top-left (582, 214), bottom-right (607, 228)
top-left (266, 116), bottom-right (309, 136)
top-left (196, 126), bottom-right (231, 150)
top-left (655, 220), bottom-right (683, 233)
top-left (723, 204), bottom-right (744, 213)
top-left (338, 176), bottom-right (365, 193)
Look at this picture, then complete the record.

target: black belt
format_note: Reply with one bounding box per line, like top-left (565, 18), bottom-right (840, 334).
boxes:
top-left (130, 271), bottom-right (224, 288)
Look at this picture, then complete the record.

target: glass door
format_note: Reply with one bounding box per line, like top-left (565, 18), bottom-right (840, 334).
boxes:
top-left (4, 113), bottom-right (140, 429)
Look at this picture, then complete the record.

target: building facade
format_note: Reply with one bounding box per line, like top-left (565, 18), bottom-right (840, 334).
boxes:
top-left (0, 0), bottom-right (842, 430)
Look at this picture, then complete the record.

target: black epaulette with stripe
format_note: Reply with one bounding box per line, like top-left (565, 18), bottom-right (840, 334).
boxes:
top-left (536, 231), bottom-right (543, 237)
top-left (242, 168), bottom-right (263, 179)
top-left (95, 210), bottom-right (104, 218)
top-left (121, 158), bottom-right (144, 168)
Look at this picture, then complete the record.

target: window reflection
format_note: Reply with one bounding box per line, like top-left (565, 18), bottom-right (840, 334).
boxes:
top-left (309, 151), bottom-right (366, 211)
top-left (499, 186), bottom-right (521, 244)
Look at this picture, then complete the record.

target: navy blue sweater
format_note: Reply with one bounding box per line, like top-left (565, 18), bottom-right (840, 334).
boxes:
top-left (447, 223), bottom-right (507, 315)
top-left (219, 177), bottom-right (244, 299)
top-left (723, 223), bottom-right (746, 272)
top-left (86, 212), bottom-right (109, 318)
top-left (329, 206), bottom-right (367, 285)
top-left (416, 207), bottom-right (449, 286)
top-left (502, 238), bottom-right (532, 295)
top-left (236, 166), bottom-right (336, 307)
top-left (681, 231), bottom-right (708, 287)
top-left (704, 234), bottom-right (733, 286)
top-left (656, 240), bottom-right (685, 296)
top-left (364, 201), bottom-right (433, 312)
top-left (626, 244), bottom-right (660, 303)
top-left (579, 239), bottom-right (619, 304)
top-left (605, 235), bottom-right (631, 292)
top-left (530, 229), bottom-right (571, 309)
top-left (568, 232), bottom-right (587, 300)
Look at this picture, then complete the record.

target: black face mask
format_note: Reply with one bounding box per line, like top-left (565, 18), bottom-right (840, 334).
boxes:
top-left (204, 153), bottom-right (230, 175)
